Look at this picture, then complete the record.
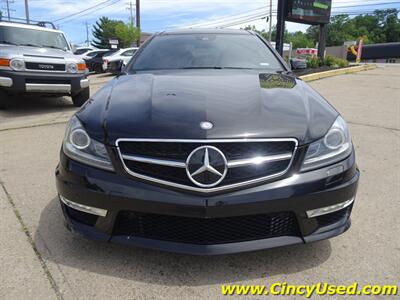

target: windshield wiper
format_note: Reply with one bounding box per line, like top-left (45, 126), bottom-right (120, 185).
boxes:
top-left (19, 43), bottom-right (41, 48)
top-left (277, 70), bottom-right (294, 75)
top-left (182, 66), bottom-right (223, 69)
top-left (0, 40), bottom-right (19, 46)
top-left (183, 67), bottom-right (256, 70)
top-left (42, 45), bottom-right (66, 51)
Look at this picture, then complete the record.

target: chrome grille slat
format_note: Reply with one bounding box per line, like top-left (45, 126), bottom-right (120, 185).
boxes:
top-left (227, 152), bottom-right (293, 168)
top-left (122, 152), bottom-right (293, 169)
top-left (116, 138), bottom-right (298, 193)
top-left (121, 154), bottom-right (186, 168)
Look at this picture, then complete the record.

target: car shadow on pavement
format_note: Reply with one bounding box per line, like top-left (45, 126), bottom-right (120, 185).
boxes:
top-left (0, 94), bottom-right (76, 117)
top-left (35, 197), bottom-right (332, 286)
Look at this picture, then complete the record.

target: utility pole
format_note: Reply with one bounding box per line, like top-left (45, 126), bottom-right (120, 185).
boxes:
top-left (135, 0), bottom-right (140, 46)
top-left (275, 0), bottom-right (286, 56)
top-left (268, 0), bottom-right (272, 42)
top-left (24, 0), bottom-right (29, 23)
top-left (5, 0), bottom-right (11, 21)
top-left (85, 21), bottom-right (90, 46)
top-left (318, 24), bottom-right (327, 63)
top-left (127, 1), bottom-right (134, 27)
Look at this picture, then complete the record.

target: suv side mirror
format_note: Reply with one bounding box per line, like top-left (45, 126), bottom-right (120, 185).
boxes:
top-left (71, 43), bottom-right (77, 54)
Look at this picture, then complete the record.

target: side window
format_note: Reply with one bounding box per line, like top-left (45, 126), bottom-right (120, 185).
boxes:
top-left (121, 50), bottom-right (134, 56)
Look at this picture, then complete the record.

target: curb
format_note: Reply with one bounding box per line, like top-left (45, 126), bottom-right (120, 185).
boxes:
top-left (299, 64), bottom-right (377, 82)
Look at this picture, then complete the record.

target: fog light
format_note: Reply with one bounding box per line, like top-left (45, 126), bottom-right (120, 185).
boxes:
top-left (59, 195), bottom-right (107, 217)
top-left (306, 197), bottom-right (354, 218)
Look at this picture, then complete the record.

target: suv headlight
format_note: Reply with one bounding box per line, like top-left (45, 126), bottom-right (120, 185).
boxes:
top-left (10, 59), bottom-right (25, 71)
top-left (63, 116), bottom-right (114, 171)
top-left (66, 63), bottom-right (78, 73)
top-left (301, 116), bottom-right (352, 171)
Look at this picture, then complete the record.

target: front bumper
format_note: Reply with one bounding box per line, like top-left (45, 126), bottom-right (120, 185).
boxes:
top-left (56, 150), bottom-right (359, 255)
top-left (0, 70), bottom-right (88, 95)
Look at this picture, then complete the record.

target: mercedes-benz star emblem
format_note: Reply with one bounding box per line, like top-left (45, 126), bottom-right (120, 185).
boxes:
top-left (186, 146), bottom-right (227, 188)
top-left (200, 121), bottom-right (213, 130)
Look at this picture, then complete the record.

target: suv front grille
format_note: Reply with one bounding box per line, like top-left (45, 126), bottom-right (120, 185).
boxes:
top-left (117, 139), bottom-right (297, 192)
top-left (25, 62), bottom-right (66, 71)
top-left (113, 211), bottom-right (300, 245)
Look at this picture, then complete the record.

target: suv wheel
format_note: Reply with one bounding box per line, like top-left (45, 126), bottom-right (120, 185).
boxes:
top-left (95, 64), bottom-right (103, 74)
top-left (72, 88), bottom-right (90, 107)
top-left (0, 89), bottom-right (10, 109)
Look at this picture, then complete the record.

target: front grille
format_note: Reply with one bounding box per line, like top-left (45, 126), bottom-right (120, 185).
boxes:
top-left (25, 62), bottom-right (66, 71)
top-left (118, 139), bottom-right (297, 192)
top-left (113, 211), bottom-right (300, 245)
top-left (119, 141), bottom-right (294, 161)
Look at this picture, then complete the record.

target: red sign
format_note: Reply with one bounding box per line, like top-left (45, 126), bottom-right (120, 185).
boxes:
top-left (296, 48), bottom-right (318, 55)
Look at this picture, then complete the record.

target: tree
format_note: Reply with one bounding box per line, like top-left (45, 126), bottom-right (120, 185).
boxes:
top-left (115, 23), bottom-right (140, 48)
top-left (307, 9), bottom-right (400, 46)
top-left (92, 16), bottom-right (140, 48)
top-left (245, 9), bottom-right (399, 49)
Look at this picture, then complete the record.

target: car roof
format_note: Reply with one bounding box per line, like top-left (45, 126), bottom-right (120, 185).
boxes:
top-left (0, 21), bottom-right (63, 33)
top-left (158, 28), bottom-right (253, 35)
top-left (108, 47), bottom-right (138, 56)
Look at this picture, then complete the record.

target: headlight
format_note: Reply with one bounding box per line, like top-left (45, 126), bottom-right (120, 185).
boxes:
top-left (10, 59), bottom-right (25, 71)
top-left (66, 63), bottom-right (78, 73)
top-left (62, 116), bottom-right (114, 171)
top-left (301, 116), bottom-right (352, 171)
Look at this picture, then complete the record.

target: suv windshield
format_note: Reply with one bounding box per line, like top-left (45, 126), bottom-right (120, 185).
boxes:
top-left (131, 33), bottom-right (284, 71)
top-left (0, 25), bottom-right (70, 50)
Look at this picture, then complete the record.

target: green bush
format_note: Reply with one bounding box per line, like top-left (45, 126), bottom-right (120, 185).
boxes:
top-left (306, 56), bottom-right (321, 68)
top-left (324, 55), bottom-right (349, 68)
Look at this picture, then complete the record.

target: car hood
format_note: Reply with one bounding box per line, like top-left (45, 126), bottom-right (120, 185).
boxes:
top-left (0, 44), bottom-right (79, 61)
top-left (77, 70), bottom-right (338, 146)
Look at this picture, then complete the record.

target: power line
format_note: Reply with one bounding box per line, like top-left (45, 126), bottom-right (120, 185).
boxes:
top-left (56, 0), bottom-right (122, 24)
top-left (188, 1), bottom-right (400, 29)
top-left (52, 0), bottom-right (116, 22)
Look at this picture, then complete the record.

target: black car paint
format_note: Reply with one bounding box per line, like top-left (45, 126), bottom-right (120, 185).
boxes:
top-left (78, 70), bottom-right (338, 146)
top-left (57, 29), bottom-right (358, 254)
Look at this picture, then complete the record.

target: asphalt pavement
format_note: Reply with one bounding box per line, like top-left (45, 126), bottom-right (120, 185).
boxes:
top-left (0, 66), bottom-right (399, 300)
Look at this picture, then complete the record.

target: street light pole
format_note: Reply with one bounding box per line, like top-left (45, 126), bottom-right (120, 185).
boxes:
top-left (24, 0), bottom-right (30, 23)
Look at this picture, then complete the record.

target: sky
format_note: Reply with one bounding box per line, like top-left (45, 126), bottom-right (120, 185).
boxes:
top-left (2, 0), bottom-right (400, 45)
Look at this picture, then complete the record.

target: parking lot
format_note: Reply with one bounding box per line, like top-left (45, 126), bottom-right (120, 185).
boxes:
top-left (1, 66), bottom-right (399, 299)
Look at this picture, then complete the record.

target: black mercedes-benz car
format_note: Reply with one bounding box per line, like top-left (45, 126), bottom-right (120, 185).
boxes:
top-left (56, 29), bottom-right (359, 255)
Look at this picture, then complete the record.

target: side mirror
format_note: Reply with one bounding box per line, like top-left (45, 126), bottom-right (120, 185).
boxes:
top-left (70, 43), bottom-right (77, 54)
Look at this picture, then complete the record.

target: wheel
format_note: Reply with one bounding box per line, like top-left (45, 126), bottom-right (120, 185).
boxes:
top-left (0, 89), bottom-right (10, 109)
top-left (94, 64), bottom-right (103, 74)
top-left (72, 88), bottom-right (90, 107)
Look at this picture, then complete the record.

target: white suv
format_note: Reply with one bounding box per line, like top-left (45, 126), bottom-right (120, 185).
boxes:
top-left (0, 21), bottom-right (89, 108)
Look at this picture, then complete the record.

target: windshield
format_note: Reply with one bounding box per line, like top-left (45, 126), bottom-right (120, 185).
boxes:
top-left (131, 33), bottom-right (284, 71)
top-left (0, 25), bottom-right (70, 50)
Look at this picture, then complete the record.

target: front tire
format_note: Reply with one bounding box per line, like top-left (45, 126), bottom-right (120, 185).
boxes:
top-left (94, 64), bottom-right (103, 74)
top-left (72, 88), bottom-right (90, 107)
top-left (0, 89), bottom-right (10, 109)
